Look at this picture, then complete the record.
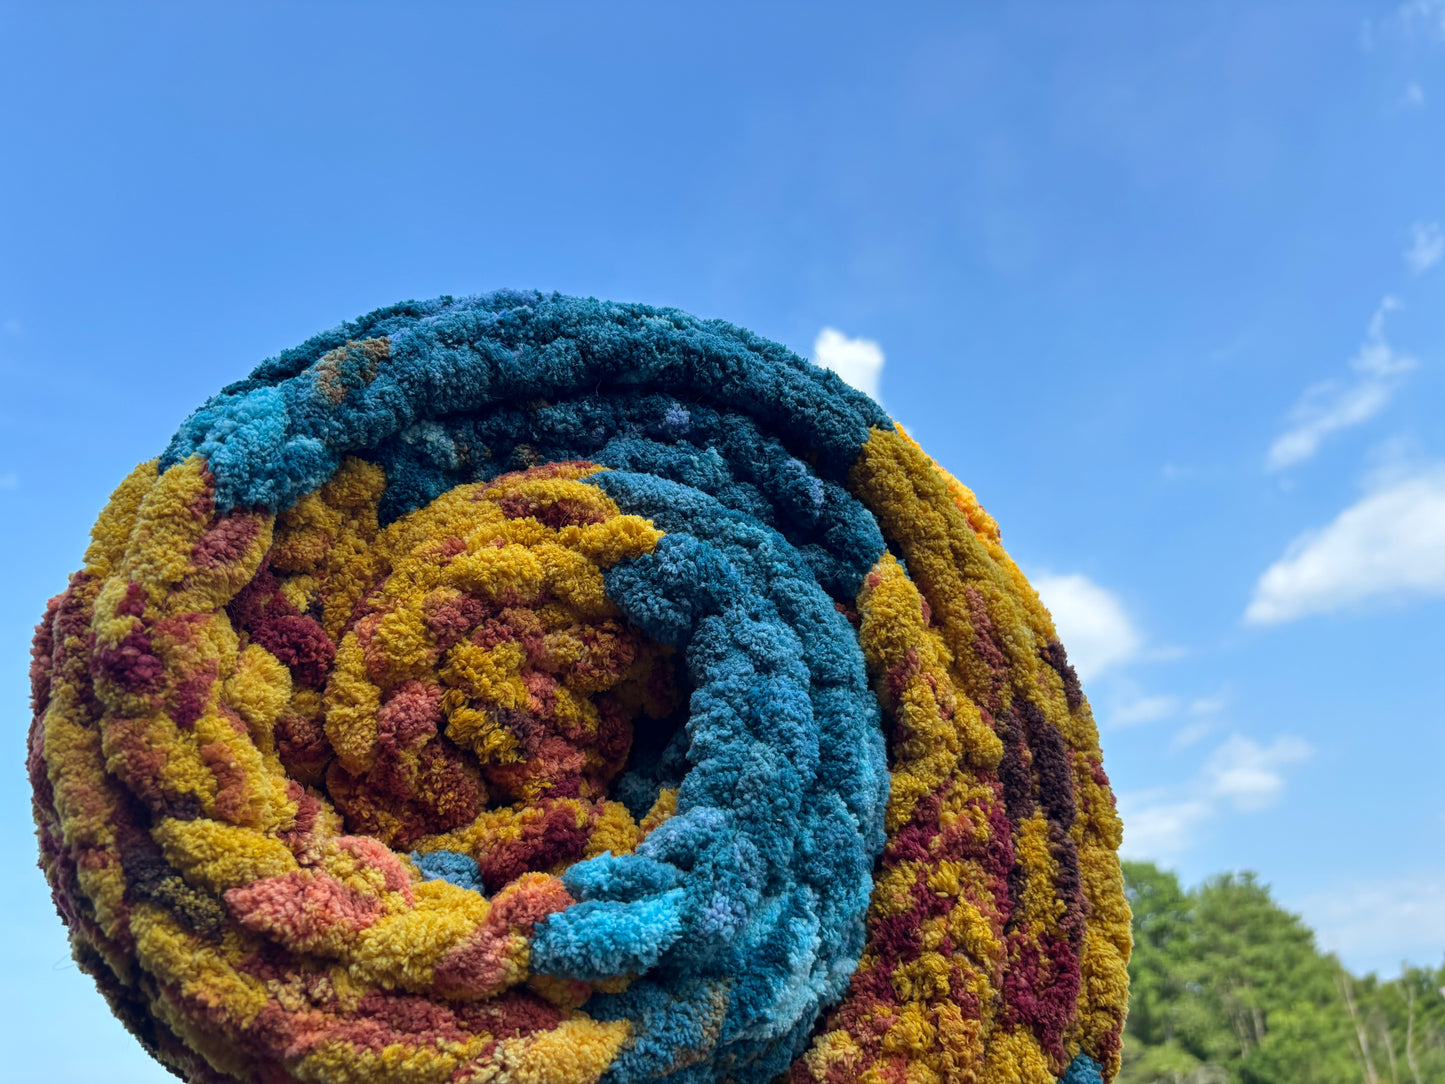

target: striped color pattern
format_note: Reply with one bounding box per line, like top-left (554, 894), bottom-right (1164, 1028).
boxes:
top-left (28, 292), bottom-right (1129, 1084)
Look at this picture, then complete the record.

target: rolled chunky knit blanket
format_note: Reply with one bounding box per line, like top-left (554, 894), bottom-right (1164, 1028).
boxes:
top-left (27, 292), bottom-right (1129, 1084)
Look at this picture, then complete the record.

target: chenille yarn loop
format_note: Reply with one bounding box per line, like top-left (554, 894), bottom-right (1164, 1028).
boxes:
top-left (28, 292), bottom-right (1129, 1084)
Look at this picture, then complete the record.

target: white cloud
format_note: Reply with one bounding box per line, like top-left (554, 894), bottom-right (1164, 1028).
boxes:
top-left (1401, 0), bottom-right (1445, 38)
top-left (1032, 572), bottom-right (1141, 681)
top-left (1303, 873), bottom-right (1445, 975)
top-left (1169, 693), bottom-right (1228, 748)
top-left (1188, 692), bottom-right (1228, 716)
top-left (1361, 432), bottom-right (1427, 490)
top-left (1120, 732), bottom-right (1312, 860)
top-left (1402, 80), bottom-right (1426, 107)
top-left (1107, 687), bottom-right (1224, 736)
top-left (1246, 468), bottom-right (1445, 624)
top-left (1112, 694), bottom-right (1180, 727)
top-left (1170, 718), bottom-right (1217, 750)
top-left (1118, 794), bottom-right (1213, 862)
top-left (1167, 699), bottom-right (1225, 751)
top-left (1265, 298), bottom-right (1416, 471)
top-left (813, 328), bottom-right (884, 402)
top-left (1205, 734), bottom-right (1313, 812)
top-left (1406, 220), bottom-right (1444, 273)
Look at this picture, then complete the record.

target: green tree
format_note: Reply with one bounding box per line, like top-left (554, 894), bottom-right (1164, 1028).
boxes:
top-left (1348, 964), bottom-right (1445, 1083)
top-left (1120, 862), bottom-right (1358, 1084)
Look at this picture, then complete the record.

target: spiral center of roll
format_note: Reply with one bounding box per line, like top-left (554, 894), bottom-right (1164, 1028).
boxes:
top-left (230, 458), bottom-right (686, 892)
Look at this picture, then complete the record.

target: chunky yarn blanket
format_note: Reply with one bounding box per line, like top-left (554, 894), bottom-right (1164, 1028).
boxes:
top-left (27, 293), bottom-right (1128, 1084)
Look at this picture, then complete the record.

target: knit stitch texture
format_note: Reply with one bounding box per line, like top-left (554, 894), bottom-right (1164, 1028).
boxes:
top-left (28, 292), bottom-right (1129, 1083)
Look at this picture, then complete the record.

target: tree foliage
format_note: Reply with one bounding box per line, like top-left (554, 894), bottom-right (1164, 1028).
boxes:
top-left (1121, 862), bottom-right (1445, 1084)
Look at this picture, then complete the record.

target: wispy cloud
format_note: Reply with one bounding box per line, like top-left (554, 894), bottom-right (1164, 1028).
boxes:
top-left (1401, 0), bottom-right (1445, 38)
top-left (1, 319), bottom-right (20, 336)
top-left (1265, 298), bottom-right (1416, 471)
top-left (1405, 220), bottom-right (1444, 272)
top-left (813, 328), bottom-right (884, 402)
top-left (1031, 572), bottom-right (1141, 681)
top-left (1118, 796), bottom-right (1213, 862)
top-left (1173, 694), bottom-right (1229, 749)
top-left (1304, 872), bottom-right (1445, 976)
top-left (1187, 692), bottom-right (1228, 717)
top-left (1246, 467), bottom-right (1445, 624)
top-left (0, 471), bottom-right (17, 490)
top-left (1402, 80), bottom-right (1426, 107)
top-left (1109, 689), bottom-right (1227, 730)
top-left (1120, 733), bottom-right (1313, 860)
top-left (1206, 734), bottom-right (1312, 811)
top-left (1112, 694), bottom-right (1179, 727)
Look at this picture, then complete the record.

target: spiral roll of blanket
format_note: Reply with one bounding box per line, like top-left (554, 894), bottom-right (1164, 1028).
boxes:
top-left (27, 292), bottom-right (1129, 1084)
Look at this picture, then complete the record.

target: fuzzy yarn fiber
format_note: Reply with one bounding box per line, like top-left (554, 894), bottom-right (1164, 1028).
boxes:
top-left (27, 292), bottom-right (1129, 1084)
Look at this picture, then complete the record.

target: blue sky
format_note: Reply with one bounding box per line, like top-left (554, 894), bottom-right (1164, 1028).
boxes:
top-left (3, 3), bottom-right (1444, 1078)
